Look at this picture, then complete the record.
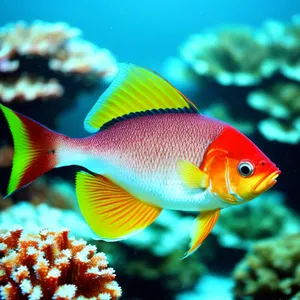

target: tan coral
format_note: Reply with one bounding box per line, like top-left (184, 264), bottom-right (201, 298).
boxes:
top-left (49, 39), bottom-right (118, 80)
top-left (0, 20), bottom-right (81, 60)
top-left (0, 75), bottom-right (64, 102)
top-left (0, 228), bottom-right (122, 299)
top-left (233, 234), bottom-right (300, 299)
top-left (0, 145), bottom-right (13, 168)
top-left (0, 21), bottom-right (118, 102)
top-left (0, 195), bottom-right (13, 212)
top-left (180, 27), bottom-right (276, 86)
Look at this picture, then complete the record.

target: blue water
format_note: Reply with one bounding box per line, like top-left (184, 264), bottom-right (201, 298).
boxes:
top-left (2, 0), bottom-right (299, 70)
top-left (1, 1), bottom-right (300, 299)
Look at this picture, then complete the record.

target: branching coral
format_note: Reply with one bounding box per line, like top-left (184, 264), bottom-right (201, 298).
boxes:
top-left (170, 15), bottom-right (300, 87)
top-left (49, 39), bottom-right (117, 81)
top-left (247, 81), bottom-right (300, 144)
top-left (257, 15), bottom-right (300, 82)
top-left (0, 75), bottom-right (64, 102)
top-left (233, 234), bottom-right (300, 299)
top-left (0, 227), bottom-right (122, 299)
top-left (179, 27), bottom-right (275, 86)
top-left (0, 20), bottom-right (117, 107)
top-left (0, 21), bottom-right (80, 59)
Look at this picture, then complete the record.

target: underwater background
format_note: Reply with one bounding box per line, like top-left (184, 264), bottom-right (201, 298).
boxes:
top-left (0, 1), bottom-right (300, 299)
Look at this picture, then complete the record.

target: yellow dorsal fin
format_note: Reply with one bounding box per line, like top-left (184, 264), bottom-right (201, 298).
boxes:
top-left (84, 63), bottom-right (198, 133)
top-left (177, 160), bottom-right (209, 189)
top-left (76, 171), bottom-right (162, 241)
top-left (183, 209), bottom-right (220, 258)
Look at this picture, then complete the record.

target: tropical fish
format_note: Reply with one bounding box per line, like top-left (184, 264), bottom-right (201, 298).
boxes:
top-left (0, 64), bottom-right (280, 257)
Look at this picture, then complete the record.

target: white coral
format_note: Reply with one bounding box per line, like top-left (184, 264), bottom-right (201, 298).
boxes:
top-left (0, 202), bottom-right (94, 240)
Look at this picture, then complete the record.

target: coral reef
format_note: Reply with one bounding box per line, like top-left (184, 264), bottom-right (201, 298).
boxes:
top-left (23, 177), bottom-right (78, 210)
top-left (233, 234), bottom-right (300, 299)
top-left (0, 202), bottom-right (93, 240)
top-left (179, 27), bottom-right (275, 86)
top-left (0, 20), bottom-right (117, 130)
top-left (49, 39), bottom-right (117, 80)
top-left (124, 210), bottom-right (194, 256)
top-left (0, 75), bottom-right (64, 102)
top-left (0, 21), bottom-right (79, 59)
top-left (0, 204), bottom-right (205, 298)
top-left (215, 191), bottom-right (300, 249)
top-left (0, 20), bottom-right (117, 80)
top-left (247, 81), bottom-right (300, 144)
top-left (94, 210), bottom-right (206, 299)
top-left (0, 227), bottom-right (122, 299)
top-left (172, 15), bottom-right (300, 87)
top-left (176, 274), bottom-right (233, 300)
top-left (256, 15), bottom-right (300, 82)
top-left (0, 175), bottom-right (78, 211)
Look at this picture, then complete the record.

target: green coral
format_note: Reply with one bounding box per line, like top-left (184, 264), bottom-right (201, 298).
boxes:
top-left (247, 81), bottom-right (300, 144)
top-left (179, 27), bottom-right (275, 86)
top-left (233, 234), bottom-right (300, 299)
top-left (215, 191), bottom-right (300, 249)
top-left (172, 15), bottom-right (300, 87)
top-left (257, 15), bottom-right (300, 82)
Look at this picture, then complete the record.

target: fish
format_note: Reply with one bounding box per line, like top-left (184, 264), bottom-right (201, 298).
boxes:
top-left (0, 63), bottom-right (281, 257)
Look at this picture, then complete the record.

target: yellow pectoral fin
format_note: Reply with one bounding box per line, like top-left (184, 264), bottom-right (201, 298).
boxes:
top-left (76, 171), bottom-right (162, 241)
top-left (177, 160), bottom-right (209, 189)
top-left (183, 209), bottom-right (220, 258)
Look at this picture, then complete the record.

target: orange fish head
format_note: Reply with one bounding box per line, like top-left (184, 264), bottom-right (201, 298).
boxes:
top-left (221, 156), bottom-right (280, 203)
top-left (201, 126), bottom-right (281, 204)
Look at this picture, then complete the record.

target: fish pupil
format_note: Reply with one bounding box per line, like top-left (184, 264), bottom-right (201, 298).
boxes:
top-left (48, 149), bottom-right (55, 154)
top-left (238, 161), bottom-right (254, 177)
top-left (241, 165), bottom-right (251, 175)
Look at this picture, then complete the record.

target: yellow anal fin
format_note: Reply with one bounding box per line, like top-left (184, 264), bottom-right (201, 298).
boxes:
top-left (183, 209), bottom-right (220, 258)
top-left (84, 63), bottom-right (198, 133)
top-left (75, 171), bottom-right (162, 241)
top-left (177, 160), bottom-right (209, 189)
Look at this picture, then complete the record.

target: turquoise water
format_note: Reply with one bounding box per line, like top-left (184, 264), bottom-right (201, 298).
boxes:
top-left (0, 1), bottom-right (299, 299)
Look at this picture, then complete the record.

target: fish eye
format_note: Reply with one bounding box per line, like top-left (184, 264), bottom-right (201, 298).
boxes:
top-left (238, 161), bottom-right (254, 177)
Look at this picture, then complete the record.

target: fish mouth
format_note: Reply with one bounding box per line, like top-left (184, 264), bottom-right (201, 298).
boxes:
top-left (253, 169), bottom-right (281, 195)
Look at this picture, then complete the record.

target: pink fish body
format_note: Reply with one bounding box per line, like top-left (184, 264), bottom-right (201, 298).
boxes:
top-left (0, 64), bottom-right (280, 257)
top-left (60, 113), bottom-right (226, 212)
